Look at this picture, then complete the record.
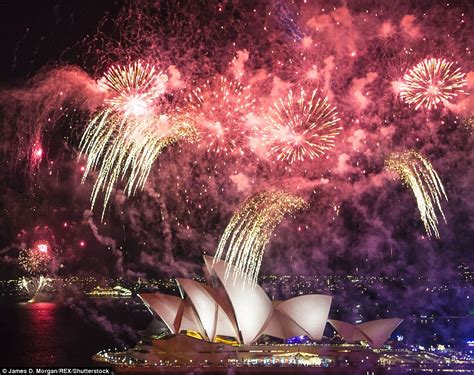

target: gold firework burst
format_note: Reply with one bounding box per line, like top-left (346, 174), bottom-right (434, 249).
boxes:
top-left (98, 61), bottom-right (168, 117)
top-left (399, 58), bottom-right (466, 110)
top-left (80, 62), bottom-right (196, 219)
top-left (263, 88), bottom-right (341, 163)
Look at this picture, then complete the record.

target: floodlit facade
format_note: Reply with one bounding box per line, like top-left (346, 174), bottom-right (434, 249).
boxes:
top-left (176, 278), bottom-right (239, 341)
top-left (138, 255), bottom-right (402, 353)
top-left (206, 255), bottom-right (275, 344)
top-left (275, 294), bottom-right (332, 341)
top-left (139, 292), bottom-right (208, 337)
top-left (140, 256), bottom-right (334, 344)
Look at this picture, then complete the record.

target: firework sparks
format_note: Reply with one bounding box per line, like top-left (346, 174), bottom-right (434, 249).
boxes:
top-left (81, 62), bottom-right (196, 219)
top-left (99, 61), bottom-right (168, 117)
top-left (262, 89), bottom-right (341, 164)
top-left (32, 145), bottom-right (43, 160)
top-left (386, 150), bottom-right (448, 238)
top-left (19, 240), bottom-right (52, 275)
top-left (182, 76), bottom-right (255, 155)
top-left (35, 240), bottom-right (49, 253)
top-left (80, 112), bottom-right (196, 219)
top-left (20, 276), bottom-right (48, 303)
top-left (399, 58), bottom-right (467, 110)
top-left (29, 141), bottom-right (44, 171)
top-left (214, 191), bottom-right (308, 285)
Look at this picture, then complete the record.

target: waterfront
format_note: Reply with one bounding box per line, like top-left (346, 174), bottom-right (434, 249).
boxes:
top-left (0, 299), bottom-right (147, 367)
top-left (0, 297), bottom-right (471, 370)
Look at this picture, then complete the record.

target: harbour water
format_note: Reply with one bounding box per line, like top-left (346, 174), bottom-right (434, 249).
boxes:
top-left (0, 298), bottom-right (471, 369)
top-left (0, 299), bottom-right (149, 366)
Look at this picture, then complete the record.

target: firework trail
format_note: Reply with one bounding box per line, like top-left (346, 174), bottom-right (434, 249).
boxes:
top-left (214, 191), bottom-right (307, 285)
top-left (386, 150), bottom-right (448, 239)
top-left (0, 66), bottom-right (101, 181)
top-left (80, 62), bottom-right (196, 219)
top-left (399, 58), bottom-right (467, 110)
top-left (21, 277), bottom-right (30, 294)
top-left (262, 88), bottom-right (341, 164)
top-left (182, 76), bottom-right (256, 155)
top-left (81, 113), bottom-right (195, 219)
top-left (273, 0), bottom-right (304, 41)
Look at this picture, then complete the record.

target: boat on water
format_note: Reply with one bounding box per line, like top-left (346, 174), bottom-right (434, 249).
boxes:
top-left (87, 285), bottom-right (133, 298)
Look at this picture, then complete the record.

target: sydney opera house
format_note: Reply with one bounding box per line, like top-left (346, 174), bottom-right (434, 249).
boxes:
top-left (95, 255), bottom-right (405, 367)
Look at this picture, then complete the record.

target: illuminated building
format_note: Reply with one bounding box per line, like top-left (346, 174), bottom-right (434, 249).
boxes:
top-left (95, 255), bottom-right (405, 366)
top-left (139, 256), bottom-right (334, 345)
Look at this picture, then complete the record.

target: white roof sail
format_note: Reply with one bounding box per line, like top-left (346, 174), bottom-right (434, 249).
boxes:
top-left (259, 309), bottom-right (310, 339)
top-left (214, 303), bottom-right (240, 339)
top-left (203, 254), bottom-right (217, 279)
top-left (206, 255), bottom-right (273, 344)
top-left (276, 295), bottom-right (332, 341)
top-left (357, 318), bottom-right (403, 348)
top-left (328, 318), bottom-right (403, 348)
top-left (139, 293), bottom-right (182, 334)
top-left (177, 279), bottom-right (218, 341)
top-left (328, 319), bottom-right (360, 342)
top-left (178, 299), bottom-right (206, 337)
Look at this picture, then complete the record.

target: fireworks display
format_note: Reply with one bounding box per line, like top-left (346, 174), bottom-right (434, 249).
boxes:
top-left (399, 58), bottom-right (467, 110)
top-left (0, 1), bottom-right (472, 310)
top-left (81, 62), bottom-right (196, 218)
top-left (98, 61), bottom-right (168, 117)
top-left (262, 89), bottom-right (341, 164)
top-left (386, 150), bottom-right (448, 239)
top-left (18, 240), bottom-right (52, 275)
top-left (182, 76), bottom-right (255, 155)
top-left (80, 112), bottom-right (196, 219)
top-left (20, 276), bottom-right (48, 303)
top-left (214, 191), bottom-right (308, 285)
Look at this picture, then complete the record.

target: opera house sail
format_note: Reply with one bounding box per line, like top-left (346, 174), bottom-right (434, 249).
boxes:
top-left (124, 255), bottom-right (404, 366)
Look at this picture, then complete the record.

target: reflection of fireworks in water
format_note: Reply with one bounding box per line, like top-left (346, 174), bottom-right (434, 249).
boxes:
top-left (81, 62), bottom-right (195, 219)
top-left (214, 191), bottom-right (307, 285)
top-left (262, 89), bottom-right (341, 164)
top-left (183, 77), bottom-right (255, 155)
top-left (399, 58), bottom-right (466, 110)
top-left (386, 150), bottom-right (448, 238)
top-left (21, 276), bottom-right (47, 303)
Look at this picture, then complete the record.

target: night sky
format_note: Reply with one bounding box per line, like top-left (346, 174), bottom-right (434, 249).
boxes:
top-left (0, 0), bottom-right (472, 314)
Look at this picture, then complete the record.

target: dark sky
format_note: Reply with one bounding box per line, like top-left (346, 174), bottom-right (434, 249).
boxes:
top-left (0, 1), bottom-right (118, 83)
